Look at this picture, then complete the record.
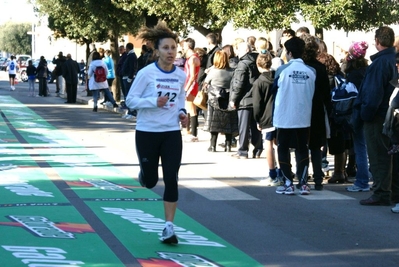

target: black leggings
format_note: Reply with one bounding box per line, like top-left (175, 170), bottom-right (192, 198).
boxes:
top-left (277, 128), bottom-right (310, 184)
top-left (135, 130), bottom-right (182, 202)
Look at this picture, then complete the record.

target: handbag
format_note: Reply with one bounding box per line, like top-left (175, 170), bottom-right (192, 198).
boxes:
top-left (193, 87), bottom-right (208, 110)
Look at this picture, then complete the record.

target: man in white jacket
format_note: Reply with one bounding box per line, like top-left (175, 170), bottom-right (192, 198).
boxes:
top-left (273, 36), bottom-right (316, 195)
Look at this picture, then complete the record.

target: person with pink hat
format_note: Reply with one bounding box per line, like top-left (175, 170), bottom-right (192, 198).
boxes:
top-left (340, 41), bottom-right (371, 192)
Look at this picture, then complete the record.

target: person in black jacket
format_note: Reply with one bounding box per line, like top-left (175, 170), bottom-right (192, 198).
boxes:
top-left (122, 42), bottom-right (138, 98)
top-left (355, 27), bottom-right (397, 206)
top-left (229, 42), bottom-right (262, 159)
top-left (252, 52), bottom-right (282, 185)
top-left (26, 60), bottom-right (37, 96)
top-left (116, 45), bottom-right (127, 104)
top-left (52, 52), bottom-right (66, 93)
top-left (121, 42), bottom-right (138, 119)
top-left (62, 54), bottom-right (80, 103)
top-left (36, 56), bottom-right (48, 97)
top-left (300, 34), bottom-right (332, 190)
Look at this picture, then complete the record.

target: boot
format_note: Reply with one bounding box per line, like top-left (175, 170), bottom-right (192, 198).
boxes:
top-left (186, 113), bottom-right (191, 135)
top-left (209, 132), bottom-right (217, 152)
top-left (328, 152), bottom-right (346, 184)
top-left (224, 140), bottom-right (231, 152)
top-left (190, 115), bottom-right (198, 137)
top-left (346, 153), bottom-right (357, 177)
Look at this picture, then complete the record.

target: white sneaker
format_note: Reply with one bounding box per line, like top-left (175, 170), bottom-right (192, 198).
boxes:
top-left (159, 223), bottom-right (178, 244)
top-left (124, 115), bottom-right (133, 120)
top-left (391, 203), bottom-right (399, 213)
top-left (185, 135), bottom-right (199, 142)
top-left (10, 86), bottom-right (15, 91)
top-left (300, 184), bottom-right (311, 195)
top-left (260, 177), bottom-right (283, 186)
top-left (105, 101), bottom-right (113, 107)
top-left (259, 177), bottom-right (271, 185)
top-left (346, 184), bottom-right (370, 192)
top-left (276, 184), bottom-right (295, 195)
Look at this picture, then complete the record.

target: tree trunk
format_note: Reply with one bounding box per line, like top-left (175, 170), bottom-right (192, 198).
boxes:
top-left (109, 31), bottom-right (121, 102)
top-left (315, 28), bottom-right (324, 40)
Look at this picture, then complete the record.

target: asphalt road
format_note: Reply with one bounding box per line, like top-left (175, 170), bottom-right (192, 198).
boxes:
top-left (1, 72), bottom-right (398, 267)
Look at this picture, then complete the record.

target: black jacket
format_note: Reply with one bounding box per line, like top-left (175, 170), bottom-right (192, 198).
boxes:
top-left (122, 51), bottom-right (138, 79)
top-left (230, 52), bottom-right (260, 109)
top-left (52, 56), bottom-right (66, 76)
top-left (62, 58), bottom-right (80, 85)
top-left (36, 59), bottom-right (48, 79)
top-left (304, 59), bottom-right (331, 149)
top-left (116, 52), bottom-right (127, 77)
top-left (252, 71), bottom-right (275, 129)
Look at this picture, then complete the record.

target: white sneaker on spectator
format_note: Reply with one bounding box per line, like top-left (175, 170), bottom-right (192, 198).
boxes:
top-left (124, 115), bottom-right (133, 119)
top-left (391, 204), bottom-right (399, 213)
top-left (185, 135), bottom-right (198, 142)
top-left (300, 184), bottom-right (311, 195)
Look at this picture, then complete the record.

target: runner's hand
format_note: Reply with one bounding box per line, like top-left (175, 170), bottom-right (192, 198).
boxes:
top-left (157, 96), bottom-right (169, 107)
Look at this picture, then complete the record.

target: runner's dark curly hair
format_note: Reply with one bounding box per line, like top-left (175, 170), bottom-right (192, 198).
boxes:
top-left (138, 21), bottom-right (178, 50)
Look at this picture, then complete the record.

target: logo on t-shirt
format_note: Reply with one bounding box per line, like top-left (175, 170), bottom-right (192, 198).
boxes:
top-left (289, 71), bottom-right (310, 84)
top-left (9, 62), bottom-right (15, 71)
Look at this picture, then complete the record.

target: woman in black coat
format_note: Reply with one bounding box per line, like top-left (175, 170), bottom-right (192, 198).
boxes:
top-left (36, 56), bottom-right (48, 97)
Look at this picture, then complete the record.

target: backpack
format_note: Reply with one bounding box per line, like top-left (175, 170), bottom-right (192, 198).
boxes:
top-left (94, 66), bottom-right (106, 82)
top-left (331, 75), bottom-right (358, 127)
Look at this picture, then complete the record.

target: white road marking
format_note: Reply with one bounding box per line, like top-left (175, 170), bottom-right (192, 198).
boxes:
top-left (298, 190), bottom-right (355, 200)
top-left (180, 178), bottom-right (259, 201)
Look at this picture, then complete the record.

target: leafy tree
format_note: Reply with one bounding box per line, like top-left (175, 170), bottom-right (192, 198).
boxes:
top-left (0, 22), bottom-right (32, 55)
top-left (116, 0), bottom-right (399, 39)
top-left (300, 0), bottom-right (399, 32)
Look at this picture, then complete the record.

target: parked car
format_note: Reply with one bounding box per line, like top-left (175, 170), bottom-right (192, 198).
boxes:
top-left (19, 59), bottom-right (55, 83)
top-left (0, 58), bottom-right (10, 71)
top-left (16, 55), bottom-right (31, 67)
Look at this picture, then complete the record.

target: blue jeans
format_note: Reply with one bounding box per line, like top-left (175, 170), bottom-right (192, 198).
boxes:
top-left (122, 79), bottom-right (132, 100)
top-left (352, 124), bottom-right (369, 188)
top-left (92, 89), bottom-right (115, 107)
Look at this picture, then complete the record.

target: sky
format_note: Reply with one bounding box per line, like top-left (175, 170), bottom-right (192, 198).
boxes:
top-left (0, 0), bottom-right (35, 24)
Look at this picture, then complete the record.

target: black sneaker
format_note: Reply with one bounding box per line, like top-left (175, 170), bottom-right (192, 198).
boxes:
top-left (314, 184), bottom-right (324, 191)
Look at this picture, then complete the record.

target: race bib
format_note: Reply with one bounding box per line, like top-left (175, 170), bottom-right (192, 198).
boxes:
top-left (155, 79), bottom-right (180, 109)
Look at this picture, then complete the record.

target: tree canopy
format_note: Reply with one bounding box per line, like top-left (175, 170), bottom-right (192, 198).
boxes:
top-left (34, 0), bottom-right (399, 46)
top-left (0, 22), bottom-right (32, 55)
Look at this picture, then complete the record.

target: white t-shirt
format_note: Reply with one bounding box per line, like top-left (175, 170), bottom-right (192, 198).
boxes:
top-left (126, 62), bottom-right (187, 132)
top-left (8, 60), bottom-right (17, 75)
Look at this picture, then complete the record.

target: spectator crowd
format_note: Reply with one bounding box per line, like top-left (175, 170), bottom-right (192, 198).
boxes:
top-left (4, 25), bottom-right (399, 216)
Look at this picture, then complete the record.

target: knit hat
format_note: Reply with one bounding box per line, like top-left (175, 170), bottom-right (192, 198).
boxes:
top-left (347, 41), bottom-right (368, 60)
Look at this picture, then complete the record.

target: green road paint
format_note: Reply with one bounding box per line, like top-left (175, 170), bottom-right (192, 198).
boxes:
top-left (0, 96), bottom-right (263, 267)
top-left (0, 207), bottom-right (125, 267)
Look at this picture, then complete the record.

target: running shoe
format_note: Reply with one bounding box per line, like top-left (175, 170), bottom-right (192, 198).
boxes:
top-left (346, 184), bottom-right (370, 192)
top-left (159, 224), bottom-right (178, 244)
top-left (300, 184), bottom-right (311, 195)
top-left (276, 184), bottom-right (295, 195)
